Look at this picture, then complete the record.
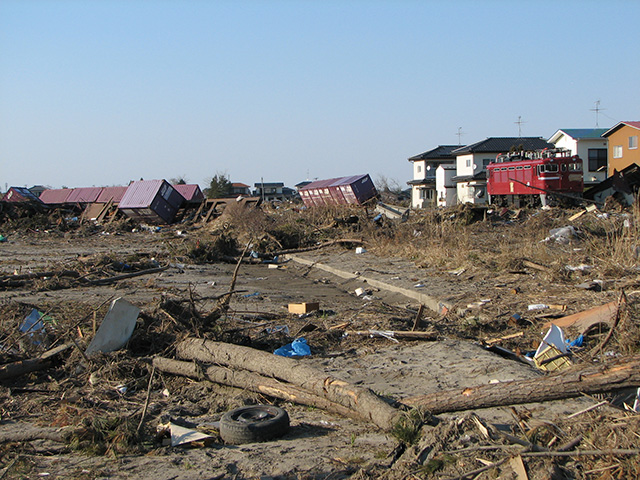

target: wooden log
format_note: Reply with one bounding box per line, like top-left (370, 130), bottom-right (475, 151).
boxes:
top-left (0, 423), bottom-right (67, 443)
top-left (176, 337), bottom-right (400, 430)
top-left (403, 355), bottom-right (640, 414)
top-left (153, 357), bottom-right (367, 423)
top-left (81, 266), bottom-right (168, 285)
top-left (0, 344), bottom-right (71, 380)
top-left (0, 270), bottom-right (80, 282)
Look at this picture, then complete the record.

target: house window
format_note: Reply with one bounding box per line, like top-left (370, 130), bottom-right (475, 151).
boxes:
top-left (614, 145), bottom-right (623, 158)
top-left (482, 159), bottom-right (492, 170)
top-left (630, 136), bottom-right (638, 149)
top-left (465, 159), bottom-right (471, 168)
top-left (417, 165), bottom-right (422, 173)
top-left (588, 148), bottom-right (607, 171)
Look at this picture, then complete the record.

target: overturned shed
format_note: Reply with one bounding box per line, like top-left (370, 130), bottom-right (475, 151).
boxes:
top-left (298, 174), bottom-right (378, 207)
top-left (118, 180), bottom-right (184, 224)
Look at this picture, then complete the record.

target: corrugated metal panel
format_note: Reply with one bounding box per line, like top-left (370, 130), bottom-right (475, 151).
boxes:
top-left (119, 180), bottom-right (165, 209)
top-left (118, 180), bottom-right (184, 224)
top-left (2, 187), bottom-right (42, 203)
top-left (96, 186), bottom-right (127, 204)
top-left (66, 187), bottom-right (103, 204)
top-left (39, 189), bottom-right (72, 205)
top-left (172, 184), bottom-right (203, 203)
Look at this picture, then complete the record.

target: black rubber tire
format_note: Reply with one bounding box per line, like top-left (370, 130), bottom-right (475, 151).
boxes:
top-left (219, 405), bottom-right (290, 444)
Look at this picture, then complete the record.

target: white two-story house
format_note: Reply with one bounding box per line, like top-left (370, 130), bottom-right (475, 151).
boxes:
top-left (452, 137), bottom-right (554, 204)
top-left (548, 128), bottom-right (608, 186)
top-left (407, 145), bottom-right (458, 208)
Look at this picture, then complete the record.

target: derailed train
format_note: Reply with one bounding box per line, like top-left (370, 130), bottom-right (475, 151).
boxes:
top-left (487, 148), bottom-right (583, 207)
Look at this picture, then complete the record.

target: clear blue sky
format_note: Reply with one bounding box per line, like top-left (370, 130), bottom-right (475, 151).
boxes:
top-left (1, 0), bottom-right (638, 191)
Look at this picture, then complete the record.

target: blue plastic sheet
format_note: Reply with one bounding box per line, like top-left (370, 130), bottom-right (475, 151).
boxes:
top-left (274, 337), bottom-right (311, 357)
top-left (566, 334), bottom-right (584, 349)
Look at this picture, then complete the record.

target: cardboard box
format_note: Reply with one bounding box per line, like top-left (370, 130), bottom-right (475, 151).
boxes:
top-left (288, 302), bottom-right (319, 314)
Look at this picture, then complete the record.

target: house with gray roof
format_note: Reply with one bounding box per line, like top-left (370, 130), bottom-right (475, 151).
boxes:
top-left (407, 145), bottom-right (458, 208)
top-left (548, 128), bottom-right (608, 185)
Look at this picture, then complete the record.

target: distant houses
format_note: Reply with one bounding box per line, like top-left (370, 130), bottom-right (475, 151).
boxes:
top-left (408, 120), bottom-right (640, 208)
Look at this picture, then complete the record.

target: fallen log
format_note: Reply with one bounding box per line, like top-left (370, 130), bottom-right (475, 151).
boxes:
top-left (153, 357), bottom-right (368, 423)
top-left (0, 270), bottom-right (80, 282)
top-left (81, 265), bottom-right (169, 285)
top-left (0, 423), bottom-right (68, 443)
top-left (176, 337), bottom-right (400, 430)
top-left (403, 355), bottom-right (640, 414)
top-left (0, 344), bottom-right (71, 381)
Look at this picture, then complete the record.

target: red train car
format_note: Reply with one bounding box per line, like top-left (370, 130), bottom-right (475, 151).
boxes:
top-left (487, 149), bottom-right (583, 207)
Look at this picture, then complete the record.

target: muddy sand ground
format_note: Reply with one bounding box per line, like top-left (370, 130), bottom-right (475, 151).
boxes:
top-left (0, 229), bottom-right (630, 479)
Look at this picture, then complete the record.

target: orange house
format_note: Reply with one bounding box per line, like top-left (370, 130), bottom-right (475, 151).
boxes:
top-left (603, 121), bottom-right (640, 176)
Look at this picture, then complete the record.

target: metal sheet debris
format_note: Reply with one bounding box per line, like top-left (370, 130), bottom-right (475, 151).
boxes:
top-left (85, 298), bottom-right (140, 356)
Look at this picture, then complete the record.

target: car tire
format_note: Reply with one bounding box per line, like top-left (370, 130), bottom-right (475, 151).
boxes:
top-left (219, 405), bottom-right (290, 444)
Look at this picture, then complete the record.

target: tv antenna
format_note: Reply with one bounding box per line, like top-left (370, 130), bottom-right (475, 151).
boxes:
top-left (515, 116), bottom-right (526, 137)
top-left (590, 100), bottom-right (603, 127)
top-left (456, 127), bottom-right (465, 145)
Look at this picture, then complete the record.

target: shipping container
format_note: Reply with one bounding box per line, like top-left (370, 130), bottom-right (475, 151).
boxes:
top-left (298, 174), bottom-right (377, 207)
top-left (118, 180), bottom-right (184, 224)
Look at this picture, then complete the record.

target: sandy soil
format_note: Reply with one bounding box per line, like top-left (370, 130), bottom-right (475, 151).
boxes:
top-left (0, 227), bottom-right (632, 479)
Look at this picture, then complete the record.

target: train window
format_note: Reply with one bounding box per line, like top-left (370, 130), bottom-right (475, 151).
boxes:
top-left (524, 165), bottom-right (531, 170)
top-left (508, 167), bottom-right (515, 171)
top-left (501, 168), bottom-right (507, 171)
top-left (561, 164), bottom-right (567, 171)
top-left (516, 166), bottom-right (523, 170)
top-left (568, 163), bottom-right (582, 172)
top-left (541, 164), bottom-right (558, 173)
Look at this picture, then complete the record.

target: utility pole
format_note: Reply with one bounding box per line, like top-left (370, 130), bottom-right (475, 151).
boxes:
top-left (590, 100), bottom-right (603, 128)
top-left (515, 116), bottom-right (526, 137)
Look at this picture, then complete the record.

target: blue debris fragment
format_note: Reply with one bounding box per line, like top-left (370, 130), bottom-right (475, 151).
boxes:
top-left (274, 337), bottom-right (311, 357)
top-left (566, 334), bottom-right (584, 350)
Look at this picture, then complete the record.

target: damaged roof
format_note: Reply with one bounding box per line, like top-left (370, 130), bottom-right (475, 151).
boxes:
top-left (172, 184), bottom-right (204, 202)
top-left (39, 188), bottom-right (72, 205)
top-left (65, 187), bottom-right (103, 204)
top-left (96, 186), bottom-right (128, 204)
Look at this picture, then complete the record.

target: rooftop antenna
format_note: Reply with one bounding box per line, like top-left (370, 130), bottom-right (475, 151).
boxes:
top-left (515, 116), bottom-right (526, 137)
top-left (590, 100), bottom-right (603, 127)
top-left (456, 127), bottom-right (465, 145)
